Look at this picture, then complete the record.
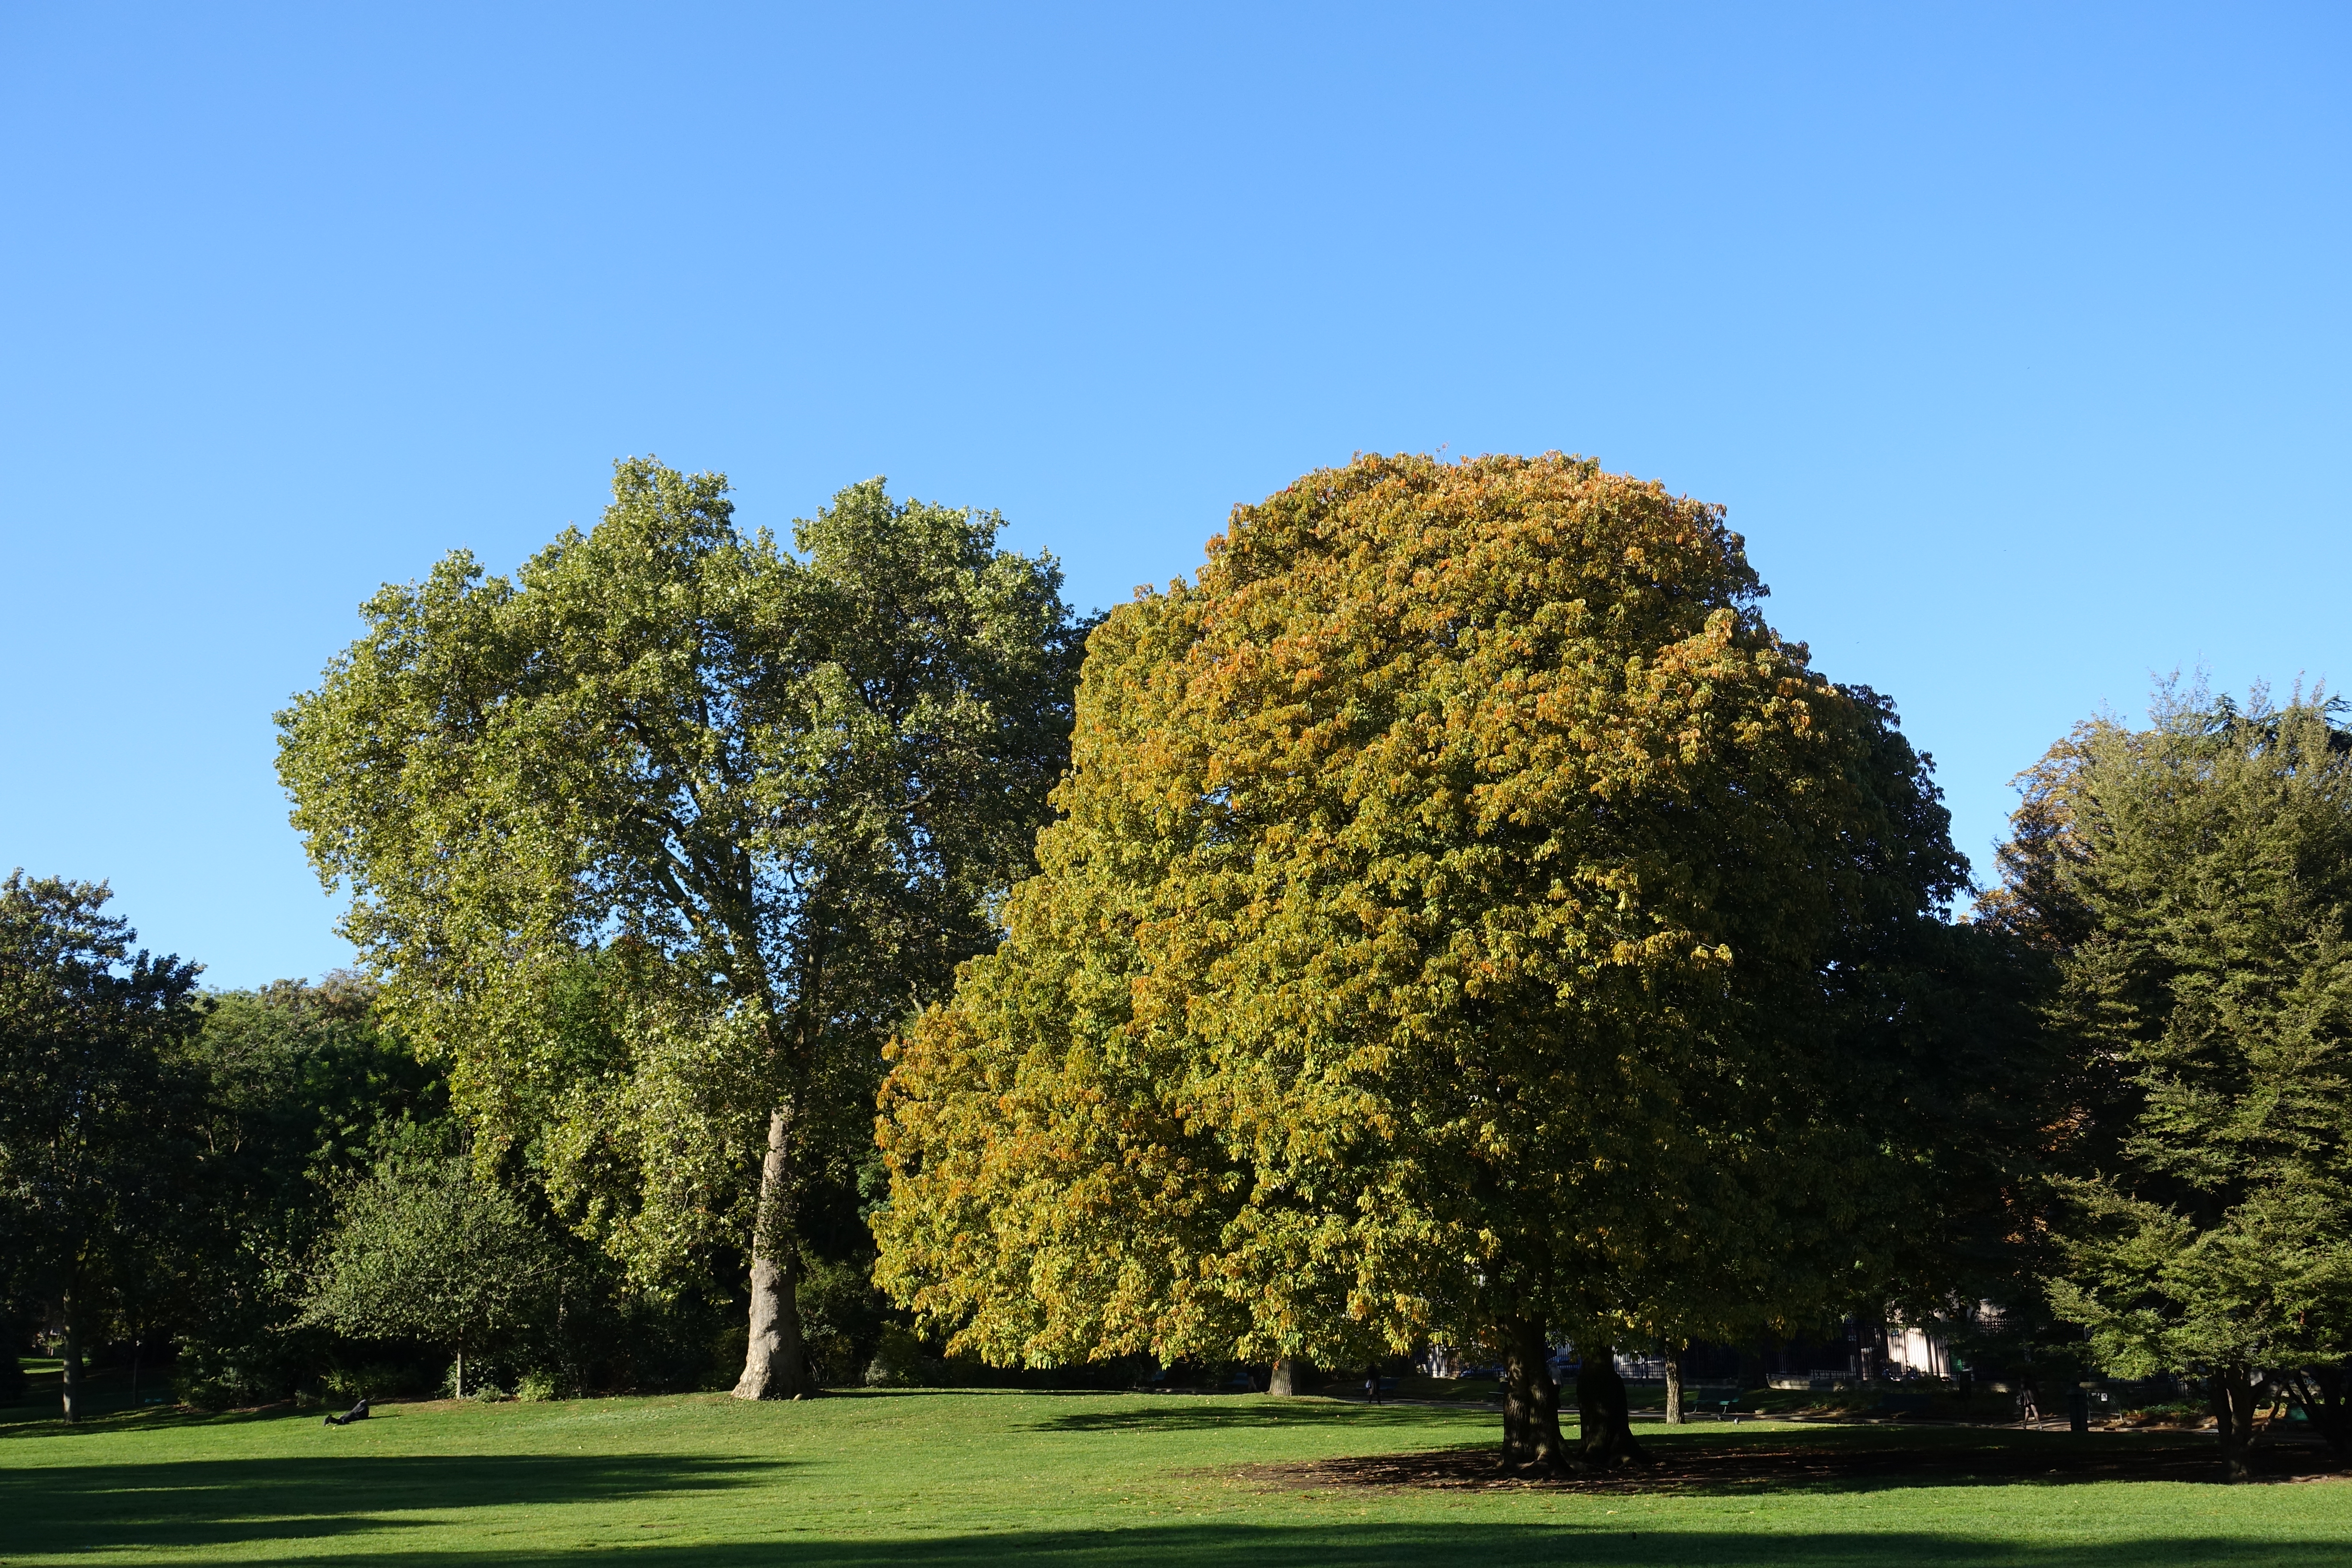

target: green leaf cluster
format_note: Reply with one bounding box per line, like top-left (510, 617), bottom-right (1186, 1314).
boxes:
top-left (275, 459), bottom-right (1087, 1359)
top-left (0, 873), bottom-right (204, 1418)
top-left (170, 974), bottom-right (445, 1403)
top-left (300, 1152), bottom-right (562, 1383)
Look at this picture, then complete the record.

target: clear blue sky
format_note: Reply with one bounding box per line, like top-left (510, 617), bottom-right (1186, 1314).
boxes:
top-left (4, 3), bottom-right (2345, 988)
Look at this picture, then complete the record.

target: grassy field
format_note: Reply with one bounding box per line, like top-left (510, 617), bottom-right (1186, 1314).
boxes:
top-left (4, 1381), bottom-right (2348, 1567)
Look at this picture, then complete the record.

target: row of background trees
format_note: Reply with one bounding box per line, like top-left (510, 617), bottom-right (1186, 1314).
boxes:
top-left (0, 934), bottom-right (785, 1417)
top-left (5, 454), bottom-right (2346, 1483)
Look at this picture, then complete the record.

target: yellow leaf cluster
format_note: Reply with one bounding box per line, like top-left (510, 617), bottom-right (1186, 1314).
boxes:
top-left (877, 453), bottom-right (1948, 1366)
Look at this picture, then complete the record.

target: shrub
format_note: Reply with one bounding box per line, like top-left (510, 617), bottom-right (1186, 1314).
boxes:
top-left (865, 1323), bottom-right (941, 1387)
top-left (173, 1342), bottom-right (288, 1411)
top-left (322, 1362), bottom-right (416, 1403)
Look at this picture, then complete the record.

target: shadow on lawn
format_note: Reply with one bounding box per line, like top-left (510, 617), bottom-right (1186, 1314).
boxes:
top-left (242, 1522), bottom-right (2352, 1568)
top-left (1026, 1403), bottom-right (2320, 1493)
top-left (2, 1367), bottom-right (201, 1432)
top-left (0, 1453), bottom-right (784, 1556)
top-left (0, 1397), bottom-right (322, 1439)
top-left (1252, 1425), bottom-right (2327, 1494)
top-left (1032, 1400), bottom-right (1466, 1433)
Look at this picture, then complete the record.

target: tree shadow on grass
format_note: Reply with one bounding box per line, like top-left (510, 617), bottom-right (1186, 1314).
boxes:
top-left (0, 1397), bottom-right (323, 1439)
top-left (0, 1366), bottom-right (202, 1432)
top-left (1250, 1426), bottom-right (2340, 1495)
top-left (248, 1521), bottom-right (2352, 1568)
top-left (0, 1453), bottom-right (785, 1556)
top-left (1032, 1398), bottom-right (1475, 1434)
top-left (819, 1387), bottom-right (1152, 1403)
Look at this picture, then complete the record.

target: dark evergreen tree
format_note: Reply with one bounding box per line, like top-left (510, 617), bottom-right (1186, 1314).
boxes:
top-left (0, 873), bottom-right (203, 1421)
top-left (1990, 686), bottom-right (2352, 1479)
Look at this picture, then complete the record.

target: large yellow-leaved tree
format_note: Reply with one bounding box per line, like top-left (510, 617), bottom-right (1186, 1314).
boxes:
top-left (876, 453), bottom-right (1979, 1468)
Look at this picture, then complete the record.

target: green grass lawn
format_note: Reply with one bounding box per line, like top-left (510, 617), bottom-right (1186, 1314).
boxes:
top-left (3, 1383), bottom-right (2347, 1567)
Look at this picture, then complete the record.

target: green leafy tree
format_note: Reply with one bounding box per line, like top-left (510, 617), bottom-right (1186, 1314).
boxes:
top-left (277, 458), bottom-right (1086, 1398)
top-left (876, 453), bottom-right (1977, 1469)
top-left (303, 1154), bottom-right (560, 1397)
top-left (0, 873), bottom-right (202, 1421)
top-left (1620, 699), bottom-right (2064, 1424)
top-left (175, 976), bottom-right (444, 1405)
top-left (1994, 687), bottom-right (2352, 1479)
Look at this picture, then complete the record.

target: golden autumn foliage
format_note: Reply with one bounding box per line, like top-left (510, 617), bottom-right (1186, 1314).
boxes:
top-left (876, 454), bottom-right (1970, 1444)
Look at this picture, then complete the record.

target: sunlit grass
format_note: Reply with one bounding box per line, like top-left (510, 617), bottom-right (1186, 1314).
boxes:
top-left (3, 1378), bottom-right (2347, 1566)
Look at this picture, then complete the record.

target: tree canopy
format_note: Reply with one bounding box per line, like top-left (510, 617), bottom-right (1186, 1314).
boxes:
top-left (0, 873), bottom-right (202, 1421)
top-left (302, 1152), bottom-right (561, 1398)
top-left (277, 458), bottom-right (1087, 1397)
top-left (172, 975), bottom-right (444, 1405)
top-left (876, 452), bottom-right (1983, 1467)
top-left (1990, 686), bottom-right (2352, 1477)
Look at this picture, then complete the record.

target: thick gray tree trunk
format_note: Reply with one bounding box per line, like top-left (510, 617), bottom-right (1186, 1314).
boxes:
top-left (59, 1295), bottom-right (83, 1424)
top-left (734, 1105), bottom-right (815, 1400)
top-left (1664, 1345), bottom-right (1684, 1425)
top-left (1268, 1357), bottom-right (1306, 1396)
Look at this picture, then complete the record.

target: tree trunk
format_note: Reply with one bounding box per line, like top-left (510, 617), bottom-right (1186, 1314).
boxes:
top-left (734, 1104), bottom-right (815, 1400)
top-left (454, 1347), bottom-right (465, 1401)
top-left (59, 1294), bottom-right (83, 1424)
top-left (1577, 1341), bottom-right (1651, 1467)
top-left (1499, 1317), bottom-right (1567, 1472)
top-left (1737, 1342), bottom-right (1765, 1396)
top-left (2305, 1364), bottom-right (2349, 1460)
top-left (2208, 1364), bottom-right (2259, 1483)
top-left (1268, 1356), bottom-right (1306, 1397)
top-left (1664, 1344), bottom-right (1684, 1426)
